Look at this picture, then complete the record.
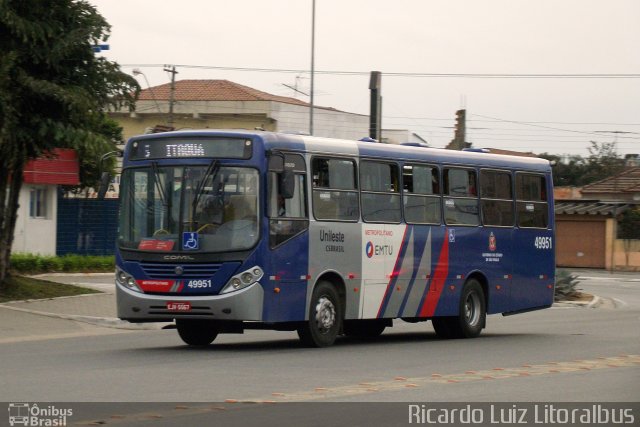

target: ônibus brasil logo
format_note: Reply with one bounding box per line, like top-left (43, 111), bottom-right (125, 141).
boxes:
top-left (8, 403), bottom-right (73, 426)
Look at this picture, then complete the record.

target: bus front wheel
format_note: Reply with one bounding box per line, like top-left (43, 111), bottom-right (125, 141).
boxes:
top-left (176, 319), bottom-right (219, 346)
top-left (297, 281), bottom-right (342, 347)
top-left (432, 279), bottom-right (486, 339)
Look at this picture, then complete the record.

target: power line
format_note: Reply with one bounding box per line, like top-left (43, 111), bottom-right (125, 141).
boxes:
top-left (470, 113), bottom-right (640, 140)
top-left (123, 63), bottom-right (640, 79)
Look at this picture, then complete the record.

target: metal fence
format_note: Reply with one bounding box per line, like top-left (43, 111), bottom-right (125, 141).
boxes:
top-left (56, 194), bottom-right (119, 256)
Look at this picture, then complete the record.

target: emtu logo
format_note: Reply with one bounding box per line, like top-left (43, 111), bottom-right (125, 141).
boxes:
top-left (365, 241), bottom-right (374, 258)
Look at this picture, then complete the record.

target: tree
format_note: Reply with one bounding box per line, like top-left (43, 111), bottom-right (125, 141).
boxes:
top-left (582, 140), bottom-right (625, 184)
top-left (540, 141), bottom-right (626, 187)
top-left (618, 208), bottom-right (640, 269)
top-left (66, 116), bottom-right (124, 196)
top-left (539, 153), bottom-right (587, 187)
top-left (0, 0), bottom-right (139, 286)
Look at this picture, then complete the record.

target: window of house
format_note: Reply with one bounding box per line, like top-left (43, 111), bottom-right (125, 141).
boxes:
top-left (480, 170), bottom-right (514, 227)
top-left (403, 164), bottom-right (441, 224)
top-left (360, 160), bottom-right (401, 223)
top-left (516, 173), bottom-right (549, 228)
top-left (312, 157), bottom-right (359, 221)
top-left (443, 168), bottom-right (479, 226)
top-left (29, 188), bottom-right (48, 218)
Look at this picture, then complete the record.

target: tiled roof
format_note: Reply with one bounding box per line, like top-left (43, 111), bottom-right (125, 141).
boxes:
top-left (581, 167), bottom-right (640, 194)
top-left (139, 79), bottom-right (314, 108)
top-left (555, 201), bottom-right (637, 216)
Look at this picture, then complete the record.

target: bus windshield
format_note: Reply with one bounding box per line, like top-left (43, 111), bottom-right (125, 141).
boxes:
top-left (118, 165), bottom-right (259, 253)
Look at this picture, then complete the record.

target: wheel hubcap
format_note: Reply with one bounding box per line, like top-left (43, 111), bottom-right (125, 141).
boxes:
top-left (314, 296), bottom-right (336, 334)
top-left (465, 292), bottom-right (481, 326)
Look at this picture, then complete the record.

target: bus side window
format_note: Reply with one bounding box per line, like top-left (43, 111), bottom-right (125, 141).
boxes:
top-left (361, 160), bottom-right (401, 223)
top-left (443, 167), bottom-right (479, 226)
top-left (480, 170), bottom-right (514, 227)
top-left (311, 157), bottom-right (359, 221)
top-left (515, 173), bottom-right (549, 228)
top-left (403, 164), bottom-right (441, 224)
top-left (268, 153), bottom-right (309, 248)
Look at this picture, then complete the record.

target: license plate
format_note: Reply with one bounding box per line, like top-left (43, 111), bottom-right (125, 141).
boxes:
top-left (166, 302), bottom-right (191, 312)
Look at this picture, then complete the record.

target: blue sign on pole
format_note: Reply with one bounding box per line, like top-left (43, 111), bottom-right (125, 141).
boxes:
top-left (92, 44), bottom-right (110, 53)
top-left (182, 232), bottom-right (199, 250)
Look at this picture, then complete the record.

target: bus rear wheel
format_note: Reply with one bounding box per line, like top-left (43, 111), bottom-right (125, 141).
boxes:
top-left (297, 281), bottom-right (342, 347)
top-left (176, 319), bottom-right (219, 346)
top-left (432, 279), bottom-right (486, 339)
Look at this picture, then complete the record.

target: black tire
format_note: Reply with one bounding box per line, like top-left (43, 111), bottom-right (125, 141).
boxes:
top-left (297, 281), bottom-right (342, 347)
top-left (176, 319), bottom-right (219, 346)
top-left (433, 279), bottom-right (486, 339)
top-left (343, 319), bottom-right (387, 338)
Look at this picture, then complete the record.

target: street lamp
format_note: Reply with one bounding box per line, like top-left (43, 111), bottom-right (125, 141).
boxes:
top-left (132, 68), bottom-right (162, 114)
top-left (309, 0), bottom-right (315, 135)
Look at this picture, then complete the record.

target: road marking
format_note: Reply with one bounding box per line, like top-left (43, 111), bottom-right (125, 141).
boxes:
top-left (73, 355), bottom-right (640, 425)
top-left (232, 355), bottom-right (640, 403)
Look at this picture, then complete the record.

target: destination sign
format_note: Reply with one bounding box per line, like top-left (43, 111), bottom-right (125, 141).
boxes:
top-left (129, 137), bottom-right (252, 160)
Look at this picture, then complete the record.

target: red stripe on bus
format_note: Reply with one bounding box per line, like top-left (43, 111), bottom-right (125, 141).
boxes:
top-left (418, 235), bottom-right (449, 317)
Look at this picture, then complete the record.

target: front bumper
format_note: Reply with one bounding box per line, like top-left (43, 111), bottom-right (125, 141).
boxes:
top-left (116, 281), bottom-right (264, 322)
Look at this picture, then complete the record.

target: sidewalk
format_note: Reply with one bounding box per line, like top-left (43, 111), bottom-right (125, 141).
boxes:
top-left (0, 274), bottom-right (169, 335)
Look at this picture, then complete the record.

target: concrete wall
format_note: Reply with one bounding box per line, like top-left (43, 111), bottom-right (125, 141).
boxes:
top-left (12, 184), bottom-right (58, 255)
top-left (271, 103), bottom-right (368, 140)
top-left (608, 217), bottom-right (640, 271)
top-left (114, 100), bottom-right (369, 143)
top-left (613, 239), bottom-right (640, 271)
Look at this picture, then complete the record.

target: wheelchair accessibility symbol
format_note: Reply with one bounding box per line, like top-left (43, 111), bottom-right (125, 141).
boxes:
top-left (182, 232), bottom-right (199, 250)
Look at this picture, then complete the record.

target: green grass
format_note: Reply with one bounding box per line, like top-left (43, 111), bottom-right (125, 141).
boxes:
top-left (0, 275), bottom-right (101, 303)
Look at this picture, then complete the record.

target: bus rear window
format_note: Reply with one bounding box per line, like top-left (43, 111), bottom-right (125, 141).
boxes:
top-left (516, 173), bottom-right (549, 228)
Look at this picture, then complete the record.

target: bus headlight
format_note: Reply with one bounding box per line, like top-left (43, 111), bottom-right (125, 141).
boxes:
top-left (221, 266), bottom-right (264, 294)
top-left (116, 267), bottom-right (141, 292)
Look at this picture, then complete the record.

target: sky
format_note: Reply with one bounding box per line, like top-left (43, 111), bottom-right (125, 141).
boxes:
top-left (88, 0), bottom-right (640, 157)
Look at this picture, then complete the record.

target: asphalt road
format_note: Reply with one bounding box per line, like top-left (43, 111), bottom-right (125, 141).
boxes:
top-left (1, 270), bottom-right (638, 426)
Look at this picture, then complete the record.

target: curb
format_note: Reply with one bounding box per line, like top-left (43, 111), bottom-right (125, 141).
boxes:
top-left (0, 303), bottom-right (168, 330)
top-left (29, 272), bottom-right (114, 278)
top-left (553, 294), bottom-right (600, 308)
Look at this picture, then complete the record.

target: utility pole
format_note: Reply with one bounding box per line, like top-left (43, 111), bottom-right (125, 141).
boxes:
top-left (163, 65), bottom-right (178, 128)
top-left (369, 71), bottom-right (382, 141)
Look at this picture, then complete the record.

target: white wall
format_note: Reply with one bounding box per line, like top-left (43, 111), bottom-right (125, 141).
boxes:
top-left (271, 103), bottom-right (369, 141)
top-left (12, 184), bottom-right (58, 255)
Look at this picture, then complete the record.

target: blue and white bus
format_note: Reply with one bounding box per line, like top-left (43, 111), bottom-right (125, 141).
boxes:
top-left (116, 130), bottom-right (555, 347)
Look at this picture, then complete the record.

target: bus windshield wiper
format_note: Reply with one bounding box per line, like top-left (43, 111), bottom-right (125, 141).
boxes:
top-left (151, 161), bottom-right (168, 207)
top-left (191, 159), bottom-right (219, 215)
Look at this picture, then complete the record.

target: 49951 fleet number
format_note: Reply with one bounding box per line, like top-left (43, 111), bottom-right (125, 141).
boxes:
top-left (186, 279), bottom-right (212, 288)
top-left (534, 236), bottom-right (553, 250)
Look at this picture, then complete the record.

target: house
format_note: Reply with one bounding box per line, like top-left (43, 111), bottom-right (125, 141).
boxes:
top-left (380, 129), bottom-right (428, 145)
top-left (554, 167), bottom-right (640, 270)
top-left (580, 167), bottom-right (640, 201)
top-left (12, 149), bottom-right (79, 255)
top-left (110, 79), bottom-right (371, 142)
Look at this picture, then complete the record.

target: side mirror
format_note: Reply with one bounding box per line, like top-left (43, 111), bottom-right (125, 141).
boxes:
top-left (97, 172), bottom-right (111, 200)
top-left (268, 154), bottom-right (285, 173)
top-left (279, 170), bottom-right (295, 199)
